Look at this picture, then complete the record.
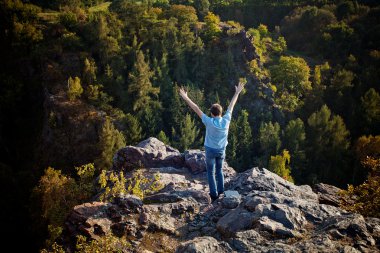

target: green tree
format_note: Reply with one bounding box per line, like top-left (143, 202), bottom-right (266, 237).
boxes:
top-left (33, 164), bottom-right (95, 246)
top-left (178, 113), bottom-right (200, 151)
top-left (157, 130), bottom-right (170, 145)
top-left (281, 6), bottom-right (336, 53)
top-left (164, 4), bottom-right (198, 27)
top-left (1, 0), bottom-right (43, 52)
top-left (203, 12), bottom-right (222, 41)
top-left (360, 88), bottom-right (380, 134)
top-left (326, 68), bottom-right (355, 118)
top-left (155, 53), bottom-right (172, 107)
top-left (96, 117), bottom-right (126, 170)
top-left (320, 21), bottom-right (355, 60)
top-left (269, 150), bottom-right (294, 183)
top-left (169, 84), bottom-right (186, 135)
top-left (67, 76), bottom-right (83, 101)
top-left (127, 50), bottom-right (160, 113)
top-left (235, 110), bottom-right (253, 171)
top-left (283, 118), bottom-right (306, 182)
top-left (120, 113), bottom-right (142, 145)
top-left (284, 118), bottom-right (305, 154)
top-left (82, 58), bottom-right (97, 86)
top-left (227, 120), bottom-right (238, 168)
top-left (307, 104), bottom-right (350, 185)
top-left (194, 0), bottom-right (210, 19)
top-left (270, 56), bottom-right (311, 112)
top-left (258, 121), bottom-right (281, 167)
top-left (85, 84), bottom-right (113, 110)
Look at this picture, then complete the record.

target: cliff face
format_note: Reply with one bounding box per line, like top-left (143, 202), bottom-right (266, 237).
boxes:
top-left (62, 138), bottom-right (380, 252)
top-left (40, 88), bottom-right (104, 169)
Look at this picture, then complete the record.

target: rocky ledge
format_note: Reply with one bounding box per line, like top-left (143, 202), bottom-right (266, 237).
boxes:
top-left (62, 138), bottom-right (380, 252)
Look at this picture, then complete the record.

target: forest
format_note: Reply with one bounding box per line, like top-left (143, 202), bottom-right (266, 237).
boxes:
top-left (0, 0), bottom-right (379, 251)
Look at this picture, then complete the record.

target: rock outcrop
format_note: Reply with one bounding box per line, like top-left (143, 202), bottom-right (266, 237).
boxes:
top-left (62, 138), bottom-right (380, 252)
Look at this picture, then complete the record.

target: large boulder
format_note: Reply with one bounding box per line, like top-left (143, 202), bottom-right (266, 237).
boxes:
top-left (226, 167), bottom-right (318, 201)
top-left (183, 149), bottom-right (236, 181)
top-left (112, 138), bottom-right (184, 171)
top-left (175, 236), bottom-right (234, 253)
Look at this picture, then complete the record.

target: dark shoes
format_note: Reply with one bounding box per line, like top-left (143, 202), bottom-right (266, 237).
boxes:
top-left (210, 195), bottom-right (218, 202)
top-left (210, 192), bottom-right (224, 203)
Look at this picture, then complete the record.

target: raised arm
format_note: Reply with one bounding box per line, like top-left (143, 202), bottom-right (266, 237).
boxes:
top-left (179, 87), bottom-right (203, 118)
top-left (228, 82), bottom-right (245, 113)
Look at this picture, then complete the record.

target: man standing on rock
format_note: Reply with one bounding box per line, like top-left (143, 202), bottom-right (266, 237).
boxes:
top-left (179, 82), bottom-right (245, 202)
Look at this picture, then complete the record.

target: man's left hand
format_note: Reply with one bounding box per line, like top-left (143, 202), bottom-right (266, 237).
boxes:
top-left (179, 87), bottom-right (188, 99)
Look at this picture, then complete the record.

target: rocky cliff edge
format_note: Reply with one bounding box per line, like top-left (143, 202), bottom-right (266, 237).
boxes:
top-left (62, 137), bottom-right (380, 252)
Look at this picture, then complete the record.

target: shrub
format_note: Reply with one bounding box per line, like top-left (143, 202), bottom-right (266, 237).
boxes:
top-left (339, 156), bottom-right (380, 218)
top-left (34, 164), bottom-right (95, 248)
top-left (98, 169), bottom-right (163, 201)
top-left (67, 76), bottom-right (83, 101)
top-left (75, 235), bottom-right (131, 252)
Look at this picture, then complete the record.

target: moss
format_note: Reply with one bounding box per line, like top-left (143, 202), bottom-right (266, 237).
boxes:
top-left (138, 232), bottom-right (179, 253)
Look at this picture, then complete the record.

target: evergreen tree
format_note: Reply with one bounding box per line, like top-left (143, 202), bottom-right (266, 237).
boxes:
top-left (157, 130), bottom-right (170, 145)
top-left (283, 118), bottom-right (306, 182)
top-left (156, 53), bottom-right (172, 109)
top-left (139, 105), bottom-right (162, 138)
top-left (121, 113), bottom-right (142, 145)
top-left (67, 76), bottom-right (83, 101)
top-left (284, 118), bottom-right (305, 154)
top-left (178, 114), bottom-right (200, 151)
top-left (194, 0), bottom-right (210, 19)
top-left (258, 121), bottom-right (281, 168)
top-left (127, 50), bottom-right (162, 134)
top-left (307, 105), bottom-right (350, 185)
top-left (82, 58), bottom-right (97, 86)
top-left (96, 117), bottom-right (126, 170)
top-left (360, 88), bottom-right (380, 134)
top-left (127, 50), bottom-right (160, 113)
top-left (227, 121), bottom-right (238, 166)
top-left (169, 84), bottom-right (185, 135)
top-left (235, 110), bottom-right (253, 171)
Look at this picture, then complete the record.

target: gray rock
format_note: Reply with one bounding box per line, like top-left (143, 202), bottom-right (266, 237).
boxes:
top-left (318, 213), bottom-right (376, 246)
top-left (184, 150), bottom-right (207, 174)
top-left (175, 236), bottom-right (234, 253)
top-left (216, 207), bottom-right (256, 237)
top-left (184, 149), bottom-right (237, 181)
top-left (143, 192), bottom-right (183, 204)
top-left (222, 190), bottom-right (241, 209)
top-left (254, 203), bottom-right (307, 230)
top-left (230, 229), bottom-right (264, 252)
top-left (313, 183), bottom-right (346, 207)
top-left (227, 167), bottom-right (318, 201)
top-left (114, 194), bottom-right (143, 211)
top-left (255, 216), bottom-right (302, 238)
top-left (112, 137), bottom-right (184, 171)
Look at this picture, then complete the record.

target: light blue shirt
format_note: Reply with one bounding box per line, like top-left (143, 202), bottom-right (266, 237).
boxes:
top-left (201, 109), bottom-right (232, 150)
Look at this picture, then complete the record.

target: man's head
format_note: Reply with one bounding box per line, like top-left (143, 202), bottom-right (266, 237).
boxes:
top-left (210, 103), bottom-right (223, 117)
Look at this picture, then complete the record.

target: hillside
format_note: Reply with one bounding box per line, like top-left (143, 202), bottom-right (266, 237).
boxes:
top-left (0, 0), bottom-right (379, 252)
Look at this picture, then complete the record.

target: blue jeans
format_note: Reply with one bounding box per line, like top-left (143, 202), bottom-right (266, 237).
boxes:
top-left (205, 146), bottom-right (225, 198)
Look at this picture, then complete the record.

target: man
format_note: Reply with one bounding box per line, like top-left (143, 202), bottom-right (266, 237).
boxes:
top-left (179, 82), bottom-right (245, 202)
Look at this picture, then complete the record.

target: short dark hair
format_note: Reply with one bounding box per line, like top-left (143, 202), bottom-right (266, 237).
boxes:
top-left (210, 103), bottom-right (222, 117)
